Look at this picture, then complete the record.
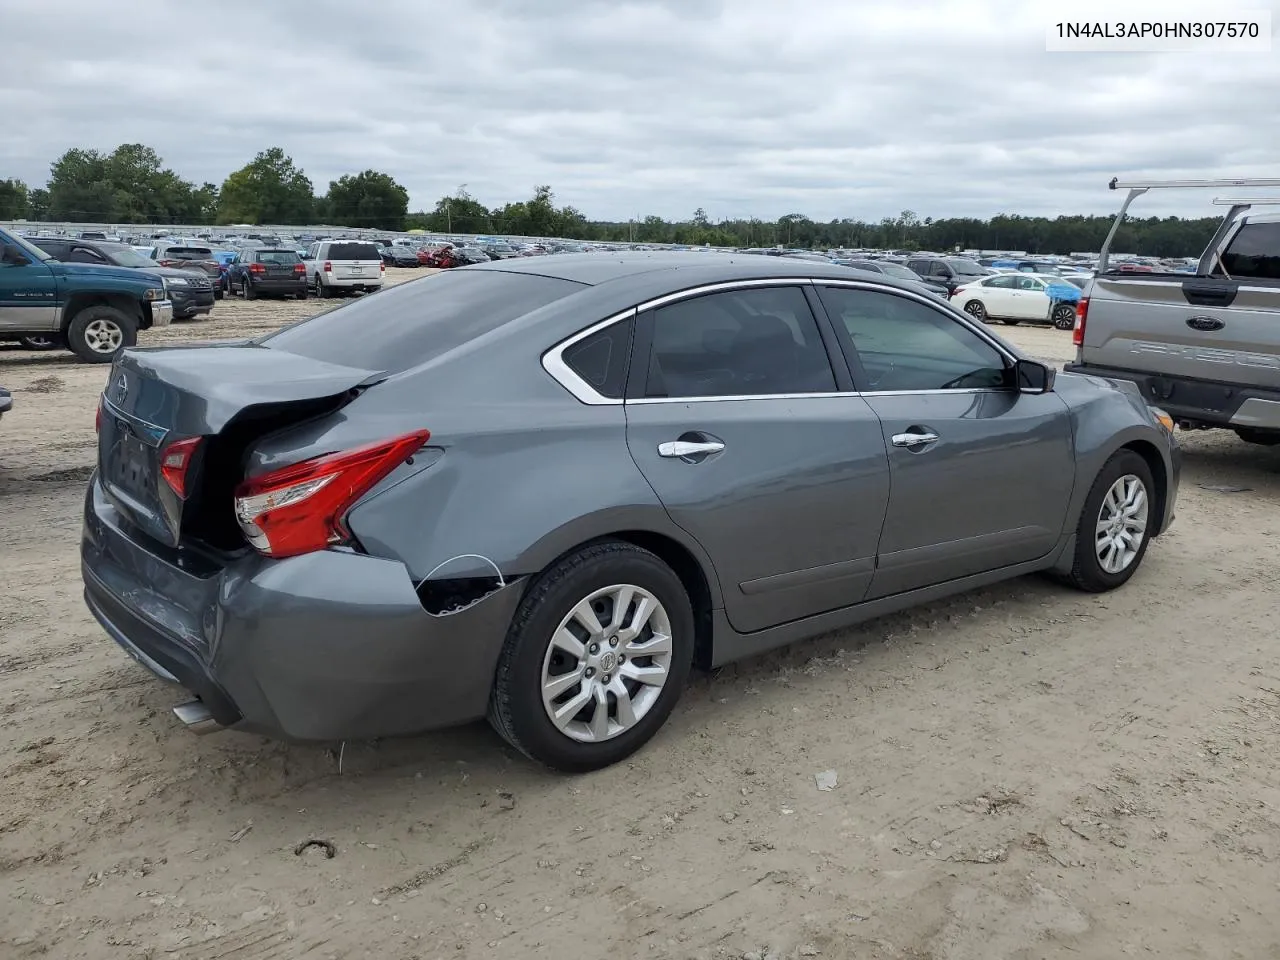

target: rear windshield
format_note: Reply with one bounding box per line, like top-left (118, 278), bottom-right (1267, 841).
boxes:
top-left (261, 269), bottom-right (582, 373)
top-left (327, 242), bottom-right (381, 261)
top-left (164, 247), bottom-right (212, 259)
top-left (258, 250), bottom-right (301, 264)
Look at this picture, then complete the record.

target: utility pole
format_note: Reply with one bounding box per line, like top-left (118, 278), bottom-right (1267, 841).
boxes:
top-left (445, 198), bottom-right (451, 233)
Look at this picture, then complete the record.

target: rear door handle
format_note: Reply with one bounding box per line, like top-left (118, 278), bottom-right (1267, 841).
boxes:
top-left (891, 431), bottom-right (939, 448)
top-left (658, 440), bottom-right (725, 458)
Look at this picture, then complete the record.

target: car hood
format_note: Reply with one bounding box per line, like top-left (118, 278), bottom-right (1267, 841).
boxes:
top-left (48, 261), bottom-right (164, 285)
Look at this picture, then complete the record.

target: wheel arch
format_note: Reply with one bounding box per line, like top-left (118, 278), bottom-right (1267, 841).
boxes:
top-left (61, 292), bottom-right (143, 331)
top-left (1118, 438), bottom-right (1169, 536)
top-left (517, 526), bottom-right (720, 672)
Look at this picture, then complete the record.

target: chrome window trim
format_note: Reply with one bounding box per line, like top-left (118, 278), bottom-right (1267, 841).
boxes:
top-left (540, 307), bottom-right (636, 406)
top-left (541, 276), bottom-right (1019, 405)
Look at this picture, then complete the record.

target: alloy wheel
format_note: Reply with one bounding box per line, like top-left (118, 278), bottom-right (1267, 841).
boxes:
top-left (1095, 474), bottom-right (1148, 574)
top-left (83, 318), bottom-right (123, 354)
top-left (540, 583), bottom-right (673, 743)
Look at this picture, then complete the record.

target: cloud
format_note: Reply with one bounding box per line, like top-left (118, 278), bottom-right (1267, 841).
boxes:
top-left (1, 0), bottom-right (1275, 221)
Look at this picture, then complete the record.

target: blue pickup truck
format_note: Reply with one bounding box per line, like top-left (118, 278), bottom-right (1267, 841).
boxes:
top-left (0, 226), bottom-right (173, 363)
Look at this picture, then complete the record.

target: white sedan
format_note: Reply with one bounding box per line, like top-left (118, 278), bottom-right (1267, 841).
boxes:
top-left (951, 274), bottom-right (1079, 329)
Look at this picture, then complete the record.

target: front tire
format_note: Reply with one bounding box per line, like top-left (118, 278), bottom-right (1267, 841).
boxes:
top-left (963, 299), bottom-right (987, 322)
top-left (488, 541), bottom-right (694, 772)
top-left (1064, 449), bottom-right (1156, 592)
top-left (66, 305), bottom-right (137, 364)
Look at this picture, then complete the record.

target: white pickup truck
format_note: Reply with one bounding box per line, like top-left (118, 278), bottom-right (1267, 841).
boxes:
top-left (1065, 178), bottom-right (1280, 445)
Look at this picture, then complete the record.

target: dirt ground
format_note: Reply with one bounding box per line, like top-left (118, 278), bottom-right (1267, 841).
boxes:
top-left (3, 269), bottom-right (1279, 960)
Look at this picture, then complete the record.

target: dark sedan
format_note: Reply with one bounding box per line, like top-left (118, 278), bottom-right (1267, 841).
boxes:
top-left (227, 248), bottom-right (309, 299)
top-left (82, 254), bottom-right (1179, 772)
top-left (31, 238), bottom-right (216, 320)
top-left (380, 246), bottom-right (421, 268)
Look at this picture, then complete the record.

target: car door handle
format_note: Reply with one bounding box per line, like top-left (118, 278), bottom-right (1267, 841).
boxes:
top-left (891, 431), bottom-right (939, 448)
top-left (658, 440), bottom-right (725, 458)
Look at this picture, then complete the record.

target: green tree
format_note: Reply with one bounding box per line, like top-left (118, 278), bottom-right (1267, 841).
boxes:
top-left (217, 147), bottom-right (315, 225)
top-left (27, 188), bottom-right (50, 220)
top-left (0, 178), bottom-right (29, 219)
top-left (325, 170), bottom-right (409, 231)
top-left (423, 188), bottom-right (491, 233)
top-left (46, 143), bottom-right (202, 223)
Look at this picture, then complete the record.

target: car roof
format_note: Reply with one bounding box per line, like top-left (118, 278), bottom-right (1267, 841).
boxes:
top-left (459, 251), bottom-right (926, 292)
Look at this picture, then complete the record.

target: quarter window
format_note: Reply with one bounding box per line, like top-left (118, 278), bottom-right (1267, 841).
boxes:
top-left (644, 286), bottom-right (837, 398)
top-left (818, 287), bottom-right (1008, 392)
top-left (562, 318), bottom-right (632, 399)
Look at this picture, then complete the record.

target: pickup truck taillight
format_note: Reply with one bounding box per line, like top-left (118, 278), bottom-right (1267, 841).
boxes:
top-left (1072, 297), bottom-right (1088, 347)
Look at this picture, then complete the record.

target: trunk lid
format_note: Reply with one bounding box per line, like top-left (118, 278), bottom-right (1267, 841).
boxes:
top-left (97, 344), bottom-right (380, 548)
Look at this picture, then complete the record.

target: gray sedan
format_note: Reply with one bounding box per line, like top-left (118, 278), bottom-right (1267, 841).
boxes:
top-left (81, 253), bottom-right (1180, 771)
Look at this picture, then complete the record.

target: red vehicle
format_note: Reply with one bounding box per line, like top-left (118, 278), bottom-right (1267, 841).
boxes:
top-left (416, 244), bottom-right (459, 268)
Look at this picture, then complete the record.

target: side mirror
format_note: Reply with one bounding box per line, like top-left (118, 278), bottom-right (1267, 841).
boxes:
top-left (1, 243), bottom-right (31, 266)
top-left (1015, 358), bottom-right (1056, 394)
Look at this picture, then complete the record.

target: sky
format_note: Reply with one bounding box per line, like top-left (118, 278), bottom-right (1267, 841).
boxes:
top-left (2, 0), bottom-right (1277, 222)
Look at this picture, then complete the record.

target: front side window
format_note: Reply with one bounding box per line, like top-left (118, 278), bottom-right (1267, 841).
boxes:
top-left (818, 286), bottom-right (1008, 392)
top-left (1220, 222), bottom-right (1280, 280)
top-left (643, 286), bottom-right (837, 398)
top-left (1015, 276), bottom-right (1044, 291)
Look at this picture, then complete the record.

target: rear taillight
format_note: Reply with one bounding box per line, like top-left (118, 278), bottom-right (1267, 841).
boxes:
top-left (248, 263), bottom-right (266, 274)
top-left (293, 263), bottom-right (306, 274)
top-left (160, 437), bottom-right (203, 499)
top-left (233, 430), bottom-right (430, 558)
top-left (1073, 297), bottom-right (1088, 347)
top-left (323, 260), bottom-right (332, 273)
top-left (381, 262), bottom-right (385, 273)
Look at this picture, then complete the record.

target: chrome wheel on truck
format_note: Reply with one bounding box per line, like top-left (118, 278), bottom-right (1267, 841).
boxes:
top-left (489, 540), bottom-right (694, 772)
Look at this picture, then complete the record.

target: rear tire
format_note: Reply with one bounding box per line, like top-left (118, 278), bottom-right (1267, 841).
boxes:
top-left (1064, 449), bottom-right (1156, 593)
top-left (19, 334), bottom-right (61, 350)
top-left (488, 541), bottom-right (694, 772)
top-left (66, 305), bottom-right (137, 364)
top-left (1234, 427), bottom-right (1280, 446)
top-left (313, 274), bottom-right (328, 298)
top-left (243, 279), bottom-right (257, 300)
top-left (963, 299), bottom-right (987, 322)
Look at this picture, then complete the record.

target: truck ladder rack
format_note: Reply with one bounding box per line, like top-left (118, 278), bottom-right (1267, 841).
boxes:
top-left (1100, 177), bottom-right (1280, 272)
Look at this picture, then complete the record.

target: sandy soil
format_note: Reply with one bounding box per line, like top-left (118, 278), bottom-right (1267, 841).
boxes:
top-left (3, 272), bottom-right (1280, 959)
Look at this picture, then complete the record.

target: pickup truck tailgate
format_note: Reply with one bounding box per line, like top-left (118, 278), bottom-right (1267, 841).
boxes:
top-left (1082, 275), bottom-right (1280, 390)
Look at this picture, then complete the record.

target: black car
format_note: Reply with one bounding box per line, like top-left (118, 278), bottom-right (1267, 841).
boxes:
top-left (380, 246), bottom-right (421, 268)
top-left (227, 248), bottom-right (309, 300)
top-left (841, 258), bottom-right (951, 298)
top-left (453, 246), bottom-right (494, 265)
top-left (904, 256), bottom-right (991, 295)
top-left (30, 238), bottom-right (216, 320)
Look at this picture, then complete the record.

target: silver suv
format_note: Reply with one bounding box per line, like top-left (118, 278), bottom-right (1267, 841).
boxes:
top-left (304, 240), bottom-right (384, 297)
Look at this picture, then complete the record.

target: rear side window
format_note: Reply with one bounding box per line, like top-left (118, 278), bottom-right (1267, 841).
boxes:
top-left (262, 270), bottom-right (581, 373)
top-left (327, 242), bottom-right (380, 261)
top-left (562, 318), bottom-right (632, 399)
top-left (643, 286), bottom-right (836, 399)
top-left (1220, 222), bottom-right (1280, 280)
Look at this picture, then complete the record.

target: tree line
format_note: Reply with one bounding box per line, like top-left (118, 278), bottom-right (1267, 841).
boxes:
top-left (0, 143), bottom-right (1221, 256)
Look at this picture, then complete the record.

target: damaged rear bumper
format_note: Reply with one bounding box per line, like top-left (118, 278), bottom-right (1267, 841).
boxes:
top-left (81, 475), bottom-right (524, 741)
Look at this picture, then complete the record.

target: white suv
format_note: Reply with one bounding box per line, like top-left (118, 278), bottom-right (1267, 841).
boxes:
top-left (305, 240), bottom-right (384, 297)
